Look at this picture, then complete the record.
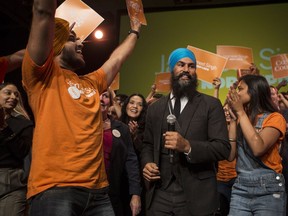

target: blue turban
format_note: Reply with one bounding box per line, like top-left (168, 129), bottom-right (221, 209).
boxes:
top-left (168, 48), bottom-right (197, 73)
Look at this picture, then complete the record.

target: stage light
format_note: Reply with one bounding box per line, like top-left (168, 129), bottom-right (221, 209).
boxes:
top-left (94, 30), bottom-right (104, 39)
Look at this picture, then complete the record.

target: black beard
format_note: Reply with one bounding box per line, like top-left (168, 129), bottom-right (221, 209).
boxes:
top-left (61, 47), bottom-right (85, 71)
top-left (171, 71), bottom-right (198, 101)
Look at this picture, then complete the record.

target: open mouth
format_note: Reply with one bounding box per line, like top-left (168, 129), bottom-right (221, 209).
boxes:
top-left (178, 72), bottom-right (191, 80)
top-left (129, 109), bottom-right (138, 114)
top-left (180, 75), bottom-right (190, 80)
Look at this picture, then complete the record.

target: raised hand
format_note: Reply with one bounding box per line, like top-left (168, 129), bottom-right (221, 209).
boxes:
top-left (249, 63), bottom-right (260, 75)
top-left (128, 120), bottom-right (139, 136)
top-left (212, 77), bottom-right (221, 89)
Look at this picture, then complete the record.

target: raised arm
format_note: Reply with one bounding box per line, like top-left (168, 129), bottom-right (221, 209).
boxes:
top-left (102, 21), bottom-right (141, 86)
top-left (107, 87), bottom-right (122, 119)
top-left (249, 63), bottom-right (260, 75)
top-left (6, 49), bottom-right (25, 73)
top-left (276, 80), bottom-right (288, 91)
top-left (146, 84), bottom-right (156, 103)
top-left (228, 86), bottom-right (281, 157)
top-left (227, 108), bottom-right (237, 161)
top-left (279, 93), bottom-right (288, 109)
top-left (27, 0), bottom-right (56, 65)
top-left (212, 77), bottom-right (221, 99)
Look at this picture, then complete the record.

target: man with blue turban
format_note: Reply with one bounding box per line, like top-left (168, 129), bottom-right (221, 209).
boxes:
top-left (141, 48), bottom-right (230, 215)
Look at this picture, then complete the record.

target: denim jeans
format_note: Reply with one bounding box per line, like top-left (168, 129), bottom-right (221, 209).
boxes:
top-left (29, 186), bottom-right (115, 216)
top-left (0, 189), bottom-right (27, 216)
top-left (229, 173), bottom-right (286, 216)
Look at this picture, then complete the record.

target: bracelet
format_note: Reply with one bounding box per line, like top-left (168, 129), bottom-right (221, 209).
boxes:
top-left (128, 30), bottom-right (140, 39)
top-left (184, 147), bottom-right (191, 156)
top-left (229, 138), bottom-right (236, 142)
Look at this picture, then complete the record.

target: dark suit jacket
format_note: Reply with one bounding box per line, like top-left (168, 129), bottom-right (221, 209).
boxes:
top-left (141, 92), bottom-right (230, 215)
top-left (108, 120), bottom-right (142, 216)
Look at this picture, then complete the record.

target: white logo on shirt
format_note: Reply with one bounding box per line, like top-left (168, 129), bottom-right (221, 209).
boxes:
top-left (66, 80), bottom-right (96, 100)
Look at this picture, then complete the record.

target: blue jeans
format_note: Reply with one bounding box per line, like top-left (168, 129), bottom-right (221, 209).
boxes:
top-left (229, 173), bottom-right (286, 216)
top-left (29, 186), bottom-right (115, 216)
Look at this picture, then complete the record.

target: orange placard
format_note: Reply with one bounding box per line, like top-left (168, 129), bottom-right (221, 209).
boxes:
top-left (237, 69), bottom-right (252, 79)
top-left (109, 73), bottom-right (120, 91)
top-left (236, 67), bottom-right (260, 79)
top-left (126, 0), bottom-right (147, 25)
top-left (55, 0), bottom-right (104, 41)
top-left (270, 54), bottom-right (288, 79)
top-left (187, 45), bottom-right (227, 84)
top-left (154, 72), bottom-right (171, 93)
top-left (216, 45), bottom-right (253, 69)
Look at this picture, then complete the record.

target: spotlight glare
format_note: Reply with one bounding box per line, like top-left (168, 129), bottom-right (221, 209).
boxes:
top-left (94, 30), bottom-right (103, 39)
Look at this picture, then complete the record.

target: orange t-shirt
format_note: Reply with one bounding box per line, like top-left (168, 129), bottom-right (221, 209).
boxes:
top-left (22, 50), bottom-right (109, 199)
top-left (217, 159), bottom-right (237, 182)
top-left (0, 57), bottom-right (9, 83)
top-left (259, 112), bottom-right (286, 173)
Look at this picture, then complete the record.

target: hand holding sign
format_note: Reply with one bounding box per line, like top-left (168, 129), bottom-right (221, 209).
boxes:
top-left (126, 0), bottom-right (147, 26)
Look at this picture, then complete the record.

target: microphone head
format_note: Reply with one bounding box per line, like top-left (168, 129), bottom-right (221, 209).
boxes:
top-left (167, 114), bottom-right (176, 124)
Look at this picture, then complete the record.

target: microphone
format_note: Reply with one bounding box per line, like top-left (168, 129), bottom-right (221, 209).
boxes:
top-left (167, 114), bottom-right (176, 163)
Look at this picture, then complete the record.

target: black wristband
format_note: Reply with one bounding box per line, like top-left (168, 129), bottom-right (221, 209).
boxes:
top-left (128, 30), bottom-right (140, 39)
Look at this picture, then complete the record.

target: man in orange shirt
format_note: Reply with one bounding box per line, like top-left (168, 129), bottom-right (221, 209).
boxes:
top-left (22, 0), bottom-right (141, 215)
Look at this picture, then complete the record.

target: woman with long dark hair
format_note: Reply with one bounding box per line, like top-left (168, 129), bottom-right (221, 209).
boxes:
top-left (227, 75), bottom-right (286, 215)
top-left (0, 82), bottom-right (33, 215)
top-left (120, 93), bottom-right (147, 156)
top-left (120, 93), bottom-right (148, 216)
top-left (100, 89), bottom-right (141, 216)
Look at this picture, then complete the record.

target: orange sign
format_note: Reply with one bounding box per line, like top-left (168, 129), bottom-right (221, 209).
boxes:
top-left (109, 73), bottom-right (120, 91)
top-left (154, 72), bottom-right (171, 93)
top-left (216, 45), bottom-right (253, 69)
top-left (187, 45), bottom-right (227, 84)
top-left (236, 66), bottom-right (260, 79)
top-left (55, 0), bottom-right (104, 41)
top-left (126, 0), bottom-right (147, 25)
top-left (270, 54), bottom-right (288, 79)
top-left (237, 69), bottom-right (252, 79)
